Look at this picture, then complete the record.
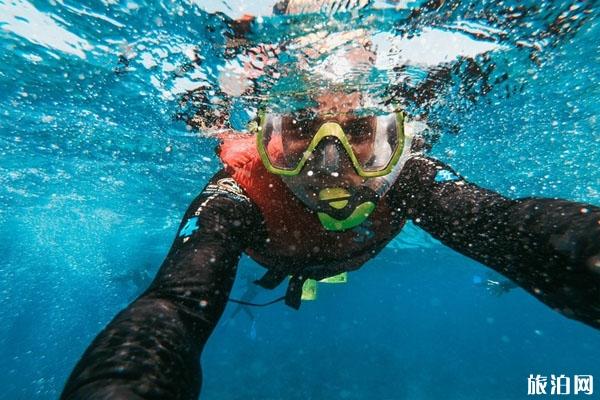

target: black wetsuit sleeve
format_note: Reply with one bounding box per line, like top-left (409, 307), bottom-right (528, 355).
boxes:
top-left (60, 170), bottom-right (263, 400)
top-left (392, 156), bottom-right (600, 329)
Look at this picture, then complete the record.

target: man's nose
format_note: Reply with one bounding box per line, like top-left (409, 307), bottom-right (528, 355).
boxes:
top-left (311, 138), bottom-right (350, 175)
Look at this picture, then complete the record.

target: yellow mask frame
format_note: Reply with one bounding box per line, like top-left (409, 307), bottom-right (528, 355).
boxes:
top-left (256, 112), bottom-right (406, 178)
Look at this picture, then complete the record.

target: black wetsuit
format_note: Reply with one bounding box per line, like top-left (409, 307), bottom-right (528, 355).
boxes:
top-left (60, 156), bottom-right (600, 400)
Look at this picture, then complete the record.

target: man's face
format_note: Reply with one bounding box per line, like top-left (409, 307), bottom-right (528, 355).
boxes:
top-left (279, 92), bottom-right (375, 209)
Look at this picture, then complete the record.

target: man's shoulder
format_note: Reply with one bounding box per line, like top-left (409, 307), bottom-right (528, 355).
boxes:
top-left (202, 174), bottom-right (251, 203)
top-left (180, 170), bottom-right (261, 227)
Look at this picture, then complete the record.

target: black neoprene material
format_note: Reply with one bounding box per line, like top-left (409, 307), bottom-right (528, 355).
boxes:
top-left (60, 171), bottom-right (263, 400)
top-left (392, 156), bottom-right (600, 329)
top-left (61, 159), bottom-right (600, 400)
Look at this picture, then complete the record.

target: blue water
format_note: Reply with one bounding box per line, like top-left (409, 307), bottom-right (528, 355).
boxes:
top-left (0, 0), bottom-right (599, 399)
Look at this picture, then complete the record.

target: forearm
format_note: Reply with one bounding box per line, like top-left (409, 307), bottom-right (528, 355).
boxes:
top-left (61, 238), bottom-right (241, 400)
top-left (395, 156), bottom-right (600, 328)
top-left (60, 295), bottom-right (209, 400)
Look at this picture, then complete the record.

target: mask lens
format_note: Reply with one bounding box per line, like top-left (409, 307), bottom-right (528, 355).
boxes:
top-left (261, 114), bottom-right (312, 169)
top-left (344, 114), bottom-right (400, 172)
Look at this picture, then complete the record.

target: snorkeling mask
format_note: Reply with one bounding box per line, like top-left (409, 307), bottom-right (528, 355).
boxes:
top-left (256, 110), bottom-right (413, 231)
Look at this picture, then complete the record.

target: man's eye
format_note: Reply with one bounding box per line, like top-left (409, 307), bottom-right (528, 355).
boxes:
top-left (286, 119), bottom-right (314, 140)
top-left (295, 128), bottom-right (312, 139)
top-left (346, 119), bottom-right (373, 140)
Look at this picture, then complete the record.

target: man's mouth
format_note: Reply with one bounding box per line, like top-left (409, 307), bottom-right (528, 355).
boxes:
top-left (318, 187), bottom-right (351, 210)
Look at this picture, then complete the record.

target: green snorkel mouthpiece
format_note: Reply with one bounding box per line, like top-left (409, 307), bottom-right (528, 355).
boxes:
top-left (317, 202), bottom-right (376, 231)
top-left (317, 187), bottom-right (376, 231)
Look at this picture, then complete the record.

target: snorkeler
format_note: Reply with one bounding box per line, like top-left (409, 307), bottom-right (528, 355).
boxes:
top-left (60, 88), bottom-right (600, 399)
top-left (61, 2), bottom-right (599, 400)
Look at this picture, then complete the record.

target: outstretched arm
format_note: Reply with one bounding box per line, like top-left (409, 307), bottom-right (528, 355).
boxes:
top-left (61, 171), bottom-right (263, 400)
top-left (393, 156), bottom-right (600, 329)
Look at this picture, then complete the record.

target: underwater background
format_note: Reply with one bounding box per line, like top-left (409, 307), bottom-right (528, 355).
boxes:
top-left (0, 0), bottom-right (599, 398)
